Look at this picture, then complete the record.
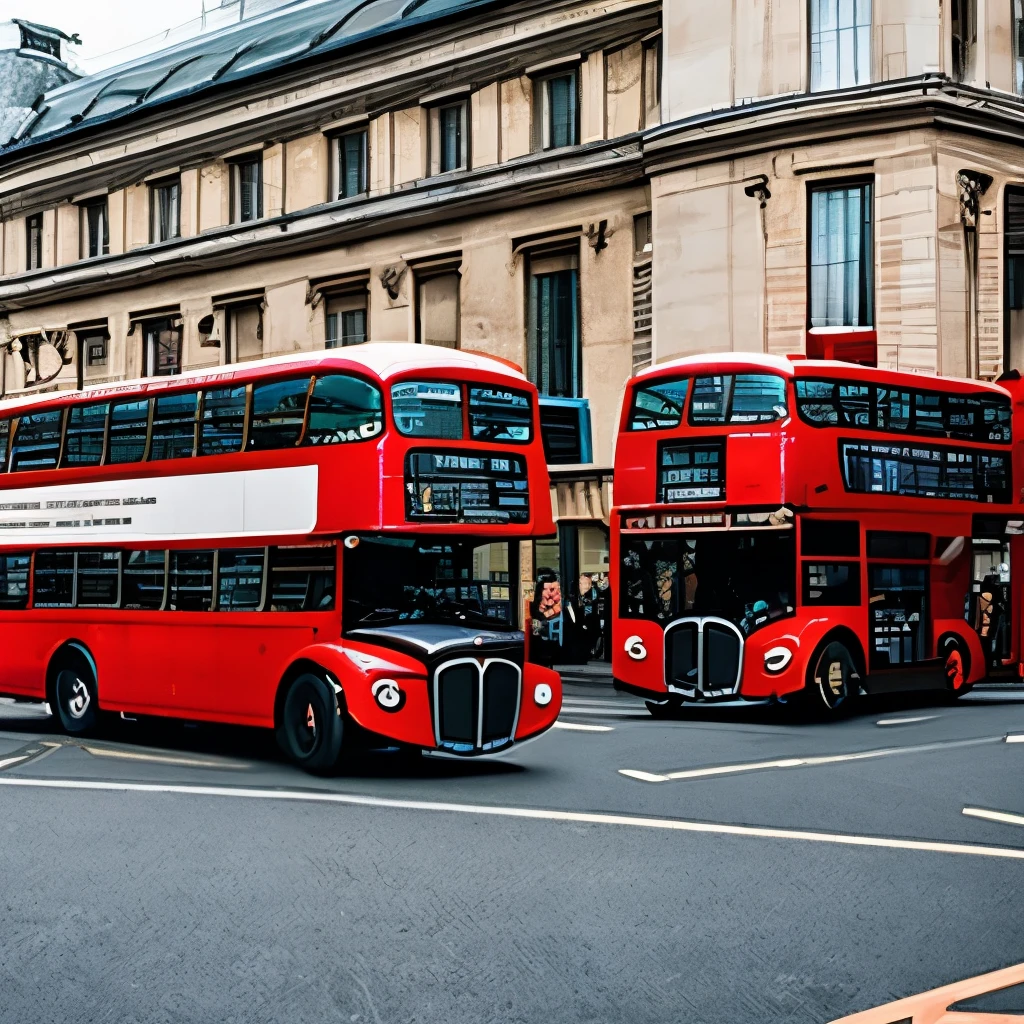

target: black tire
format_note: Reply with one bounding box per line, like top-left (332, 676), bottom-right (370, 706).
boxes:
top-left (939, 633), bottom-right (973, 700)
top-left (646, 698), bottom-right (679, 719)
top-left (276, 672), bottom-right (344, 773)
top-left (52, 649), bottom-right (100, 736)
top-left (808, 640), bottom-right (859, 714)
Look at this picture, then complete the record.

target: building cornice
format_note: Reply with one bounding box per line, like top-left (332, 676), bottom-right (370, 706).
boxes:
top-left (643, 76), bottom-right (1024, 174)
top-left (0, 137), bottom-right (644, 312)
top-left (0, 0), bottom-right (660, 215)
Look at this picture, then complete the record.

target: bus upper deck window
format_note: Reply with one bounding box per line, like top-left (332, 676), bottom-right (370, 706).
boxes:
top-left (469, 387), bottom-right (532, 442)
top-left (62, 402), bottom-right (110, 469)
top-left (151, 392), bottom-right (199, 461)
top-left (690, 374), bottom-right (787, 425)
top-left (628, 379), bottom-right (689, 430)
top-left (108, 400), bottom-right (150, 464)
top-left (304, 374), bottom-right (382, 445)
top-left (391, 381), bottom-right (462, 439)
top-left (249, 377), bottom-right (311, 450)
top-left (0, 419), bottom-right (10, 471)
top-left (11, 409), bottom-right (65, 472)
top-left (200, 385), bottom-right (246, 456)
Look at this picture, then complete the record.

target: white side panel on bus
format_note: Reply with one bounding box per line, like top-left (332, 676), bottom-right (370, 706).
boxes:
top-left (0, 465), bottom-right (319, 544)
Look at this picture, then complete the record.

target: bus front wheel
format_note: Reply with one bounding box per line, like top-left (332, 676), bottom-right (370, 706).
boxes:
top-left (52, 650), bottom-right (100, 736)
top-left (276, 672), bottom-right (344, 773)
top-left (808, 640), bottom-right (858, 714)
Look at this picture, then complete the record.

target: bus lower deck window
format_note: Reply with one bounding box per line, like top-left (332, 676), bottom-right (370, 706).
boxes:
top-left (269, 546), bottom-right (336, 611)
top-left (0, 554), bottom-right (30, 609)
top-left (122, 551), bottom-right (166, 609)
top-left (218, 549), bottom-right (266, 611)
top-left (33, 551), bottom-right (75, 607)
top-left (169, 550), bottom-right (214, 611)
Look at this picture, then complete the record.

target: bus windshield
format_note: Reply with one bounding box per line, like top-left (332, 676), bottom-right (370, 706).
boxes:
top-left (619, 529), bottom-right (795, 634)
top-left (343, 536), bottom-right (514, 630)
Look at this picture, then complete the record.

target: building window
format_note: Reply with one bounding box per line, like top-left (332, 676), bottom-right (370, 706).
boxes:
top-left (643, 36), bottom-right (661, 127)
top-left (534, 70), bottom-right (579, 150)
top-left (951, 0), bottom-right (976, 83)
top-left (77, 330), bottom-right (109, 386)
top-left (429, 102), bottom-right (468, 175)
top-left (333, 130), bottom-right (368, 200)
top-left (19, 25), bottom-right (60, 58)
top-left (26, 213), bottom-right (43, 271)
top-left (228, 305), bottom-right (263, 362)
top-left (150, 178), bottom-right (181, 242)
top-left (809, 182), bottom-right (874, 328)
top-left (326, 293), bottom-right (368, 348)
top-left (1005, 187), bottom-right (1024, 372)
top-left (528, 249), bottom-right (580, 398)
top-left (230, 155), bottom-right (263, 223)
top-left (142, 317), bottom-right (183, 376)
top-left (810, 0), bottom-right (871, 92)
top-left (416, 269), bottom-right (460, 348)
top-left (80, 198), bottom-right (109, 259)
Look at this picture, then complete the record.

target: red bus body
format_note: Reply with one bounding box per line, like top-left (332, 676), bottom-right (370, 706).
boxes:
top-left (612, 353), bottom-right (1019, 708)
top-left (0, 344), bottom-right (560, 759)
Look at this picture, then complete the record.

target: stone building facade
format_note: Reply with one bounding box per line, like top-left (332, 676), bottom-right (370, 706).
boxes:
top-left (6, 0), bottom-right (1024, 663)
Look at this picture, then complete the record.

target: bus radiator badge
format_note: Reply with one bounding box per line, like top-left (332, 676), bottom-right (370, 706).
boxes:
top-left (371, 679), bottom-right (406, 713)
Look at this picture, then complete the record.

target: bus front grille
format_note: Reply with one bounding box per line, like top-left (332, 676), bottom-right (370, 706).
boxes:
top-left (434, 659), bottom-right (521, 754)
top-left (664, 617), bottom-right (744, 699)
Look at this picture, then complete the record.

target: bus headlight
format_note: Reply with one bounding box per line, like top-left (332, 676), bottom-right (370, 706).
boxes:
top-left (371, 678), bottom-right (406, 713)
top-left (534, 683), bottom-right (553, 707)
top-left (764, 647), bottom-right (793, 674)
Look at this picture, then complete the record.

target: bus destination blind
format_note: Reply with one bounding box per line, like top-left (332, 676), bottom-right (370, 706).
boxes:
top-left (405, 451), bottom-right (530, 524)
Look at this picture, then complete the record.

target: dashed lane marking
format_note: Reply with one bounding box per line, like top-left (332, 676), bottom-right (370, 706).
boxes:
top-left (0, 756), bottom-right (27, 770)
top-left (619, 735), bottom-right (1004, 784)
top-left (553, 721), bottom-right (614, 732)
top-left (1006, 734), bottom-right (1024, 743)
top-left (876, 715), bottom-right (938, 726)
top-left (0, 776), bottom-right (1023, 862)
top-left (81, 746), bottom-right (249, 769)
top-left (963, 806), bottom-right (1024, 829)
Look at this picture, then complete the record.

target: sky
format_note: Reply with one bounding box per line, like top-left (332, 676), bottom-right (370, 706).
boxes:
top-left (0, 0), bottom-right (208, 70)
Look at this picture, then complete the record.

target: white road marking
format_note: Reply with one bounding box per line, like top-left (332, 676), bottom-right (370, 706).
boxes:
top-left (620, 735), bottom-right (1002, 784)
top-left (0, 756), bottom-right (27, 770)
top-left (559, 706), bottom-right (648, 717)
top-left (963, 806), bottom-right (1024, 828)
top-left (876, 716), bottom-right (938, 726)
top-left (553, 721), bottom-right (614, 733)
top-left (1006, 734), bottom-right (1024, 743)
top-left (0, 776), bottom-right (1022, 862)
top-left (82, 746), bottom-right (248, 769)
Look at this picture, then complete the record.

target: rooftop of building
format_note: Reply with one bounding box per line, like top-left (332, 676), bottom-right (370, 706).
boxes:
top-left (0, 0), bottom-right (497, 157)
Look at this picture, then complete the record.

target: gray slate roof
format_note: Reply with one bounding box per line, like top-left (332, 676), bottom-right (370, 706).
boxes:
top-left (3, 0), bottom-right (494, 155)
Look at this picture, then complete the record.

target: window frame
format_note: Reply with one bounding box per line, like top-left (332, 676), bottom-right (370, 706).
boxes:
top-left (149, 177), bottom-right (182, 243)
top-left (325, 290), bottom-right (369, 348)
top-left (533, 67), bottom-right (580, 151)
top-left (526, 247), bottom-right (581, 399)
top-left (229, 153), bottom-right (264, 224)
top-left (429, 100), bottom-right (470, 175)
top-left (26, 213), bottom-right (43, 271)
top-left (142, 316), bottom-right (183, 377)
top-left (807, 178), bottom-right (875, 331)
top-left (331, 128), bottom-right (369, 201)
top-left (79, 197), bottom-right (110, 259)
top-left (414, 265), bottom-right (462, 349)
top-left (809, 0), bottom-right (872, 93)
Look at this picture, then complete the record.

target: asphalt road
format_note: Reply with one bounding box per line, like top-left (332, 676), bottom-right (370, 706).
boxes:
top-left (1, 684), bottom-right (1023, 1024)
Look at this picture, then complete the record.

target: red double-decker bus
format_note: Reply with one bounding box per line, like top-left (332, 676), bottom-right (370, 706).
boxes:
top-left (0, 345), bottom-right (561, 770)
top-left (611, 353), bottom-right (1020, 714)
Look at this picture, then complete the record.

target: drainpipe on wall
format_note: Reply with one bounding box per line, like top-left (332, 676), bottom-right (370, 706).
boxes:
top-left (957, 168), bottom-right (993, 379)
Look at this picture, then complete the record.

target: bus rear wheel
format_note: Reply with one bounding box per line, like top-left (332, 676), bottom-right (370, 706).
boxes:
top-left (276, 672), bottom-right (344, 773)
top-left (52, 650), bottom-right (100, 736)
top-left (808, 640), bottom-right (858, 714)
top-left (939, 634), bottom-right (973, 700)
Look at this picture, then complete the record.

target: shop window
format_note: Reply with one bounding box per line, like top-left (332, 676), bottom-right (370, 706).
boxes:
top-left (326, 292), bottom-right (368, 348)
top-left (809, 182), bottom-right (874, 328)
top-left (810, 0), bottom-right (871, 92)
top-left (533, 69), bottom-right (579, 150)
top-left (527, 249), bottom-right (580, 398)
top-left (80, 198), bottom-right (109, 258)
top-left (416, 269), bottom-right (460, 348)
top-left (230, 154), bottom-right (263, 223)
top-left (150, 178), bottom-right (181, 242)
top-left (332, 130), bottom-right (368, 200)
top-left (26, 213), bottom-right (43, 271)
top-left (142, 317), bottom-right (182, 376)
top-left (429, 102), bottom-right (469, 175)
top-left (229, 304), bottom-right (263, 362)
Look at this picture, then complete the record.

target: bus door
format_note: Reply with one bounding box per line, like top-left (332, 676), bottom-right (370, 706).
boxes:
top-left (969, 538), bottom-right (1012, 670)
top-left (865, 531), bottom-right (931, 688)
